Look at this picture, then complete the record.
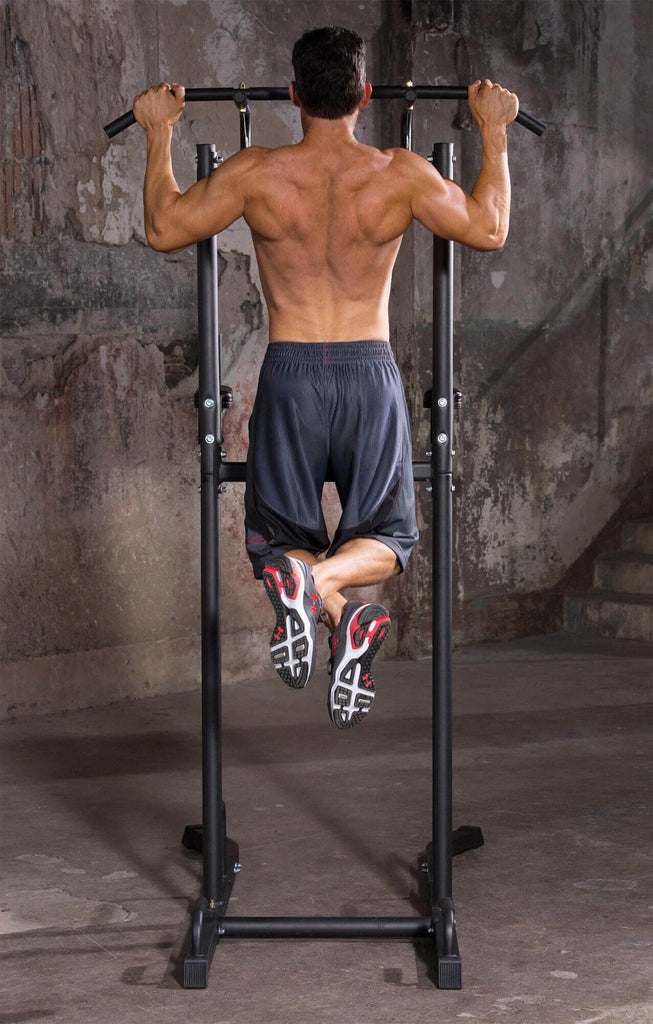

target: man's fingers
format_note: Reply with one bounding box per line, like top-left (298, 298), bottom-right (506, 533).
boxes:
top-left (132, 81), bottom-right (185, 130)
top-left (170, 82), bottom-right (186, 104)
top-left (467, 78), bottom-right (519, 127)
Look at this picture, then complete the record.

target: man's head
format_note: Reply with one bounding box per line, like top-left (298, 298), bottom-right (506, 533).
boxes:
top-left (291, 26), bottom-right (367, 120)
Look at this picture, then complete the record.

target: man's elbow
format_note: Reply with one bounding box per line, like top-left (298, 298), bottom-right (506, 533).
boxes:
top-left (473, 223), bottom-right (509, 252)
top-left (146, 230), bottom-right (168, 252)
top-left (145, 222), bottom-right (184, 253)
top-left (480, 234), bottom-right (507, 252)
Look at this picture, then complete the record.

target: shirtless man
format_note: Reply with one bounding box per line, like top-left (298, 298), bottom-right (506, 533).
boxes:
top-left (134, 26), bottom-right (518, 729)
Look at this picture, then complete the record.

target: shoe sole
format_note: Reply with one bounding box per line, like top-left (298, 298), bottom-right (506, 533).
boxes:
top-left (328, 604), bottom-right (391, 729)
top-left (262, 557), bottom-right (319, 689)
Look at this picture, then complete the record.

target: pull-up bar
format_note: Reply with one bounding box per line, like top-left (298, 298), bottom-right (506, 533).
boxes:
top-left (104, 84), bottom-right (547, 138)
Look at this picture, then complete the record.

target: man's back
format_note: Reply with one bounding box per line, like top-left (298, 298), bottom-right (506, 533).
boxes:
top-left (238, 134), bottom-right (411, 342)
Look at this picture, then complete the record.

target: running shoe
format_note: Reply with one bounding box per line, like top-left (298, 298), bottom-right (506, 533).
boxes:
top-left (262, 555), bottom-right (324, 689)
top-left (328, 600), bottom-right (391, 729)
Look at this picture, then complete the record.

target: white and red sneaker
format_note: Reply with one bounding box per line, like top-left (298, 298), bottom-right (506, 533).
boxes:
top-left (328, 601), bottom-right (391, 729)
top-left (262, 556), bottom-right (324, 689)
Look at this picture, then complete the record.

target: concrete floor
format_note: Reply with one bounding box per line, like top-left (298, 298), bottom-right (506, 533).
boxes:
top-left (1, 635), bottom-right (651, 1024)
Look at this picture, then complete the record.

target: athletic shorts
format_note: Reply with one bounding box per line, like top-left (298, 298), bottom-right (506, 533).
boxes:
top-left (244, 340), bottom-right (419, 579)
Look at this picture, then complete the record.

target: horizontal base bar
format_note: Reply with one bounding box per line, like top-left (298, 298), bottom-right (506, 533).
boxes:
top-left (218, 916), bottom-right (432, 939)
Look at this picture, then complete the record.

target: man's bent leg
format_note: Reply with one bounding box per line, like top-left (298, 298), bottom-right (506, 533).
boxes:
top-left (287, 537), bottom-right (399, 629)
top-left (311, 537), bottom-right (399, 598)
top-left (285, 548), bottom-right (347, 632)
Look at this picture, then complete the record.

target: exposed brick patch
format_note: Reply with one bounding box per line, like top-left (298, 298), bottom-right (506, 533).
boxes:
top-left (161, 336), bottom-right (198, 389)
top-left (0, 4), bottom-right (47, 239)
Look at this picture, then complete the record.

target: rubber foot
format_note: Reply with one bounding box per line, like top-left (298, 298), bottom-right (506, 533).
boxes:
top-left (183, 956), bottom-right (209, 989)
top-left (438, 956), bottom-right (462, 989)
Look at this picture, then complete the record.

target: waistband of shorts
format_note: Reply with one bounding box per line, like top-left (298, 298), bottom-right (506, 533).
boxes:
top-left (264, 340), bottom-right (395, 363)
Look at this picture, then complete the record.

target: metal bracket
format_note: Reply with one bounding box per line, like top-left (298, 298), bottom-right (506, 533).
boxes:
top-left (234, 83), bottom-right (251, 149)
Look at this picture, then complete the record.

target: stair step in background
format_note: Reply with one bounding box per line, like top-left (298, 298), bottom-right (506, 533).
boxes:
top-left (564, 590), bottom-right (653, 643)
top-left (594, 551), bottom-right (653, 594)
top-left (564, 517), bottom-right (653, 642)
top-left (622, 517), bottom-right (653, 555)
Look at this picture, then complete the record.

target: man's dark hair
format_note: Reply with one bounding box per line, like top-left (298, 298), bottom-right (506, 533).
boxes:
top-left (292, 26), bottom-right (366, 120)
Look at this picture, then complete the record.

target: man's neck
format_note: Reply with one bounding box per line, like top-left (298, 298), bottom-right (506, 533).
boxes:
top-left (300, 110), bottom-right (359, 147)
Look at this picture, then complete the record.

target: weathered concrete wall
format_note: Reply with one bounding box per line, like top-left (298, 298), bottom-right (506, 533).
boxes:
top-left (0, 0), bottom-right (390, 716)
top-left (383, 0), bottom-right (652, 654)
top-left (1, 0), bottom-right (651, 716)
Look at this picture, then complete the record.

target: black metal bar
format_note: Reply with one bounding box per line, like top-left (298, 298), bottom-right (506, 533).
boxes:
top-left (104, 85), bottom-right (546, 137)
top-left (196, 143), bottom-right (225, 905)
top-left (220, 917), bottom-right (432, 938)
top-left (431, 142), bottom-right (455, 906)
top-left (220, 461), bottom-right (433, 484)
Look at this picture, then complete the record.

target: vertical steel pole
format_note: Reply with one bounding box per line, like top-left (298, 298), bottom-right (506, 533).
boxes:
top-left (431, 142), bottom-right (454, 904)
top-left (196, 143), bottom-right (223, 904)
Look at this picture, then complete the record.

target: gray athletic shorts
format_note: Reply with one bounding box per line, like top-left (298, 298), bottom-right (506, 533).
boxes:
top-left (244, 340), bottom-right (418, 578)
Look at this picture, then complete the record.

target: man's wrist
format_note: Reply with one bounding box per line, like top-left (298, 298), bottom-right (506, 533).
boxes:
top-left (479, 123), bottom-right (508, 156)
top-left (145, 120), bottom-right (172, 135)
top-left (146, 122), bottom-right (174, 142)
top-left (145, 123), bottom-right (174, 159)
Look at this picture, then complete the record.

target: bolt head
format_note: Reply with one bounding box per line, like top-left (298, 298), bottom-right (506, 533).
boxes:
top-left (204, 397), bottom-right (215, 408)
top-left (437, 433), bottom-right (448, 444)
top-left (205, 434), bottom-right (215, 444)
top-left (437, 396), bottom-right (448, 408)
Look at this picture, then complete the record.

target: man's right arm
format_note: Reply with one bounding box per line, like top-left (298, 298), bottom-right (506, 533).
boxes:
top-left (407, 79), bottom-right (519, 251)
top-left (133, 81), bottom-right (265, 253)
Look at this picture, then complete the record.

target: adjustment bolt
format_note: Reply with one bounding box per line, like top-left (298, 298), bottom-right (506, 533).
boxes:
top-left (426, 450), bottom-right (432, 458)
top-left (205, 434), bottom-right (215, 444)
top-left (234, 862), bottom-right (242, 873)
top-left (451, 484), bottom-right (456, 492)
top-left (197, 486), bottom-right (202, 493)
top-left (437, 396), bottom-right (448, 408)
top-left (204, 397), bottom-right (215, 408)
top-left (437, 433), bottom-right (448, 444)
top-left (221, 450), bottom-right (226, 459)
top-left (426, 484), bottom-right (432, 492)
